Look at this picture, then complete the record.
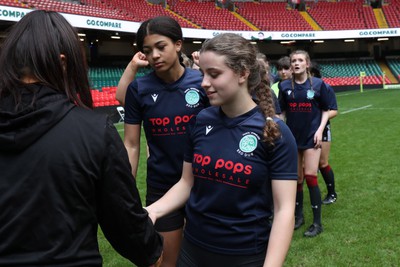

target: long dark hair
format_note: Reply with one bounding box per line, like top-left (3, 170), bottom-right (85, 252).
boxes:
top-left (200, 33), bottom-right (280, 145)
top-left (135, 16), bottom-right (184, 65)
top-left (0, 10), bottom-right (92, 109)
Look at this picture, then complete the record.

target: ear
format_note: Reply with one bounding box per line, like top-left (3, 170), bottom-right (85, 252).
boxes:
top-left (238, 69), bottom-right (250, 84)
top-left (175, 40), bottom-right (183, 53)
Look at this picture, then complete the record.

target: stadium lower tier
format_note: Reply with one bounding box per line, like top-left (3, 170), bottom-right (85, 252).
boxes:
top-left (91, 86), bottom-right (119, 107)
top-left (323, 75), bottom-right (391, 86)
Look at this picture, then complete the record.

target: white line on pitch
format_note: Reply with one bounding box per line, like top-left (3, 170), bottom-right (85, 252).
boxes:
top-left (341, 105), bottom-right (372, 114)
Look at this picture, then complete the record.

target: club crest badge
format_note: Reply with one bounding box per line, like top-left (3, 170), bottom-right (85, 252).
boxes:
top-left (307, 89), bottom-right (315, 100)
top-left (185, 88), bottom-right (200, 108)
top-left (237, 132), bottom-right (260, 156)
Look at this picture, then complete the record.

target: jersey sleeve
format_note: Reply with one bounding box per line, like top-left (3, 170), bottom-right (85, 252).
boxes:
top-left (268, 120), bottom-right (298, 180)
top-left (97, 118), bottom-right (163, 266)
top-left (326, 84), bottom-right (338, 110)
top-left (319, 81), bottom-right (331, 111)
top-left (124, 80), bottom-right (142, 125)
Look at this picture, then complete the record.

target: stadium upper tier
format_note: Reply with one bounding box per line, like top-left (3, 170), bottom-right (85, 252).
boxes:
top-left (1, 0), bottom-right (396, 31)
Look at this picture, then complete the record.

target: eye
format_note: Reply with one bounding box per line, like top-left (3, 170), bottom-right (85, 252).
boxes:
top-left (157, 45), bottom-right (166, 51)
top-left (209, 72), bottom-right (219, 79)
top-left (143, 49), bottom-right (151, 55)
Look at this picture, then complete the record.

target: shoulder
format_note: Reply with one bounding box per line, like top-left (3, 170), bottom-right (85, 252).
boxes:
top-left (279, 79), bottom-right (291, 89)
top-left (181, 68), bottom-right (203, 87)
top-left (311, 77), bottom-right (325, 88)
top-left (70, 107), bottom-right (108, 127)
top-left (196, 106), bottom-right (219, 121)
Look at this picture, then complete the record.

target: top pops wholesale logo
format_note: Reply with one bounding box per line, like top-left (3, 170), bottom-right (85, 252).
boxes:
top-left (193, 153), bottom-right (252, 175)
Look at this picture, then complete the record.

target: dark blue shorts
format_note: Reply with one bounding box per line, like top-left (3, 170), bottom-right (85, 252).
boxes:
top-left (177, 237), bottom-right (266, 267)
top-left (146, 186), bottom-right (185, 232)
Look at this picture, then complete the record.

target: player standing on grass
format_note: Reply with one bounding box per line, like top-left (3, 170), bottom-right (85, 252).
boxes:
top-left (146, 33), bottom-right (298, 267)
top-left (118, 16), bottom-right (209, 267)
top-left (310, 62), bottom-right (339, 204)
top-left (279, 50), bottom-right (331, 237)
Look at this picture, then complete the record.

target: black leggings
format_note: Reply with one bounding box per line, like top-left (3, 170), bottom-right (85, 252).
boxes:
top-left (177, 237), bottom-right (266, 267)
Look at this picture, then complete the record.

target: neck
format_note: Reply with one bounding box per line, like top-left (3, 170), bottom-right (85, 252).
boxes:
top-left (294, 73), bottom-right (308, 84)
top-left (156, 63), bottom-right (185, 84)
top-left (221, 91), bottom-right (256, 118)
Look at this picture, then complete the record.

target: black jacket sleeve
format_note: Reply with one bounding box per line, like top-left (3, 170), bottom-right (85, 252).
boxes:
top-left (97, 118), bottom-right (163, 266)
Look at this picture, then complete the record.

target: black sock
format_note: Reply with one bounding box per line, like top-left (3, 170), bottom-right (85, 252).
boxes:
top-left (305, 175), bottom-right (322, 226)
top-left (295, 183), bottom-right (304, 218)
top-left (320, 165), bottom-right (336, 196)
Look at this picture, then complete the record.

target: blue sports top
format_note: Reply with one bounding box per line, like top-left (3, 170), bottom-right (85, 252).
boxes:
top-left (183, 106), bottom-right (298, 255)
top-left (124, 68), bottom-right (209, 190)
top-left (278, 77), bottom-right (330, 149)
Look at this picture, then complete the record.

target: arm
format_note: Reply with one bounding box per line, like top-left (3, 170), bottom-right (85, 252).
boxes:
top-left (329, 109), bottom-right (338, 120)
top-left (116, 52), bottom-right (148, 106)
top-left (124, 123), bottom-right (141, 178)
top-left (146, 161), bottom-right (194, 224)
top-left (314, 110), bottom-right (329, 148)
top-left (263, 179), bottom-right (297, 267)
top-left (99, 119), bottom-right (162, 266)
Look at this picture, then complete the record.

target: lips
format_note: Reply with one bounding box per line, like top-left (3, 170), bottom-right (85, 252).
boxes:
top-left (206, 91), bottom-right (216, 96)
top-left (154, 62), bottom-right (163, 68)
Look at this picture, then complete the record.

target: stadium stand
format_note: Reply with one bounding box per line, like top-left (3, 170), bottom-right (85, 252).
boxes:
top-left (318, 59), bottom-right (391, 86)
top-left (1, 0), bottom-right (398, 106)
top-left (236, 2), bottom-right (314, 31)
top-left (382, 1), bottom-right (400, 28)
top-left (307, 0), bottom-right (379, 30)
top-left (386, 58), bottom-right (400, 80)
top-left (170, 1), bottom-right (253, 31)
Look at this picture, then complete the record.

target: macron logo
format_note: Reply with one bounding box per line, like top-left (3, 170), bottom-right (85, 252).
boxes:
top-left (151, 94), bottom-right (158, 102)
top-left (205, 125), bottom-right (213, 135)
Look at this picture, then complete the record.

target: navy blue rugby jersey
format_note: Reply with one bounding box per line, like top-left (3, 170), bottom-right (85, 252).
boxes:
top-left (124, 68), bottom-right (209, 190)
top-left (278, 77), bottom-right (330, 150)
top-left (183, 106), bottom-right (298, 255)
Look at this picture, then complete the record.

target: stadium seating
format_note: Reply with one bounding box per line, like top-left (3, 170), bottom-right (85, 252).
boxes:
top-left (236, 2), bottom-right (314, 31)
top-left (386, 58), bottom-right (400, 80)
top-left (307, 0), bottom-right (379, 30)
top-left (171, 2), bottom-right (252, 31)
top-left (88, 66), bottom-right (154, 107)
top-left (317, 59), bottom-right (391, 86)
top-left (382, 2), bottom-right (400, 28)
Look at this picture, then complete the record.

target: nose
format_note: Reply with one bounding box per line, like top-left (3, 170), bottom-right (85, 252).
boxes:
top-left (151, 49), bottom-right (160, 59)
top-left (201, 76), bottom-right (210, 89)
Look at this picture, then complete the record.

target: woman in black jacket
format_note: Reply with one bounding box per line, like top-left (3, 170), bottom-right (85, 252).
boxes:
top-left (0, 10), bottom-right (162, 266)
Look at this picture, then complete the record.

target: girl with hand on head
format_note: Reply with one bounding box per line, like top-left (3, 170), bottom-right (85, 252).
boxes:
top-left (121, 16), bottom-right (209, 267)
top-left (146, 33), bottom-right (298, 267)
top-left (278, 50), bottom-right (331, 237)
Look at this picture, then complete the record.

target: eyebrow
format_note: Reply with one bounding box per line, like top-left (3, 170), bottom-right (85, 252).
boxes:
top-left (143, 40), bottom-right (167, 49)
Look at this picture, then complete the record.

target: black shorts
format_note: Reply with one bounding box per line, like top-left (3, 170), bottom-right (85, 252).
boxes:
top-left (322, 122), bottom-right (332, 142)
top-left (146, 186), bottom-right (185, 232)
top-left (177, 237), bottom-right (266, 267)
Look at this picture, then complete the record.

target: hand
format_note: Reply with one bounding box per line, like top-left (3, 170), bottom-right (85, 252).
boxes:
top-left (144, 206), bottom-right (157, 225)
top-left (314, 130), bottom-right (323, 149)
top-left (191, 51), bottom-right (200, 67)
top-left (130, 51), bottom-right (149, 70)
